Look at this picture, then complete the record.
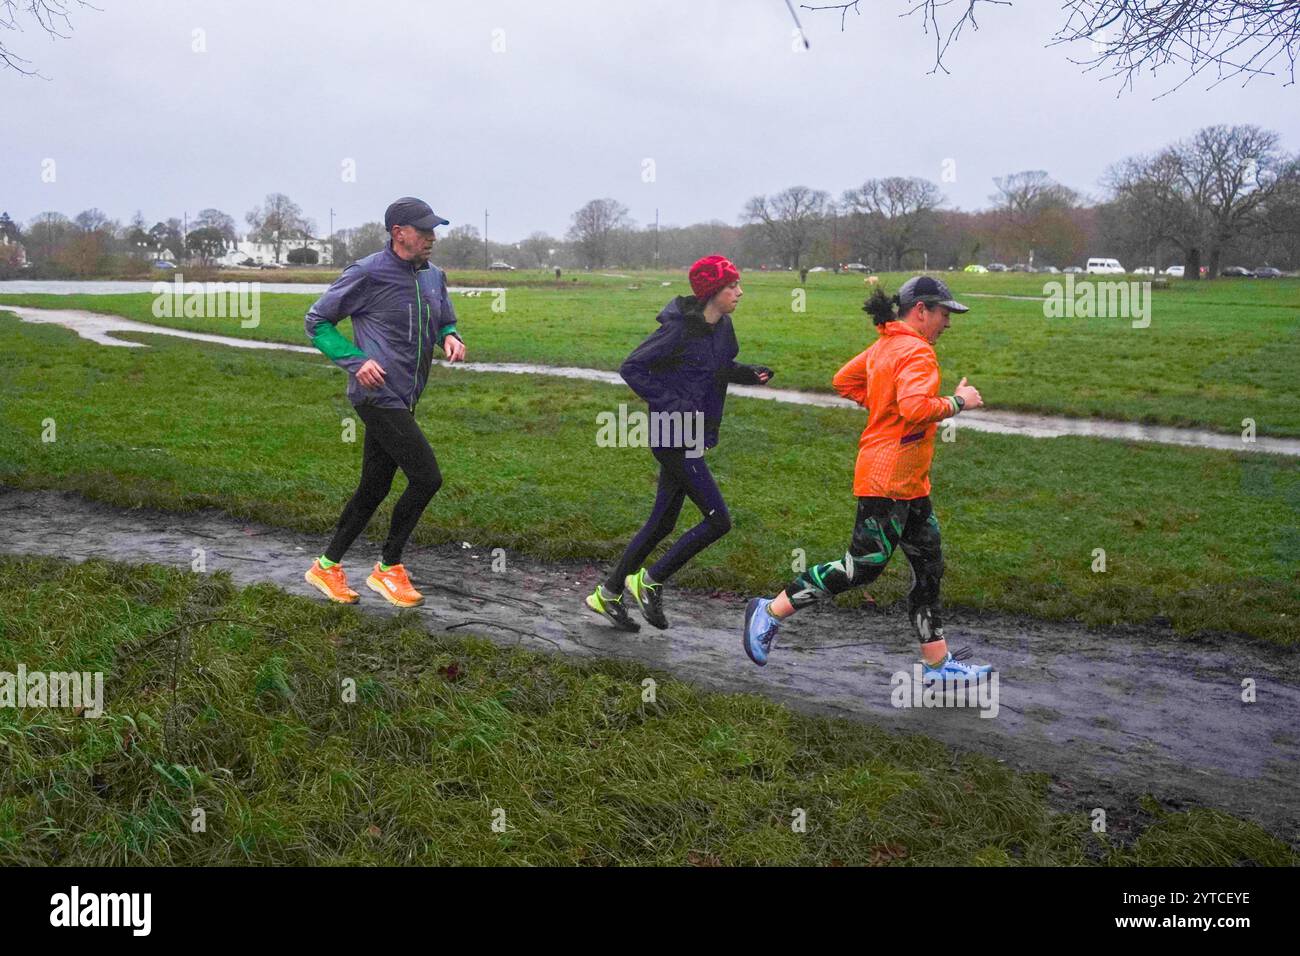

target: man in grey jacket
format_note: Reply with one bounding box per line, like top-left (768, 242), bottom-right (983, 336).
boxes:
top-left (303, 196), bottom-right (467, 608)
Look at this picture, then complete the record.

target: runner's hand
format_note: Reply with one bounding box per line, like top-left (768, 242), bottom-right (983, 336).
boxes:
top-left (753, 365), bottom-right (773, 385)
top-left (954, 376), bottom-right (983, 410)
top-left (356, 359), bottom-right (386, 390)
top-left (443, 335), bottom-right (466, 363)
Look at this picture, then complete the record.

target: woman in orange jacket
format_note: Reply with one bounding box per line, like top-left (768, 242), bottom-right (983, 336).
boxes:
top-left (742, 276), bottom-right (993, 680)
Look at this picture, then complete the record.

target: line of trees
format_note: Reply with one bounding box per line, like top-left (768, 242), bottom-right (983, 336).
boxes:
top-left (558, 124), bottom-right (1299, 276)
top-left (0, 193), bottom-right (329, 278)
top-left (4, 125), bottom-right (1296, 279)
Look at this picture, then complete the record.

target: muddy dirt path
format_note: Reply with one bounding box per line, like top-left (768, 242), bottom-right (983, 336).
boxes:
top-left (1, 486), bottom-right (1295, 843)
top-left (6, 305), bottom-right (1298, 457)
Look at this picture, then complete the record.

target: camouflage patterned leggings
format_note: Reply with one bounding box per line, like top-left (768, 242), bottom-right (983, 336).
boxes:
top-left (782, 496), bottom-right (946, 644)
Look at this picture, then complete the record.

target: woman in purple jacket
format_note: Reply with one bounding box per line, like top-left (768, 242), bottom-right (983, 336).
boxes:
top-left (586, 255), bottom-right (773, 632)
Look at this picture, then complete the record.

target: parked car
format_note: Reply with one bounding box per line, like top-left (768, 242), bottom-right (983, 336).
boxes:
top-left (1062, 266), bottom-right (1084, 274)
top-left (1162, 265), bottom-right (1185, 277)
top-left (152, 260), bottom-right (176, 270)
top-left (843, 262), bottom-right (870, 272)
top-left (1037, 266), bottom-right (1060, 274)
top-left (987, 263), bottom-right (1008, 272)
top-left (488, 261), bottom-right (515, 271)
top-left (1221, 266), bottom-right (1255, 277)
top-left (1086, 258), bottom-right (1125, 274)
top-left (1253, 266), bottom-right (1283, 278)
top-left (808, 266), bottom-right (828, 273)
top-left (1132, 266), bottom-right (1156, 275)
top-left (963, 264), bottom-right (988, 273)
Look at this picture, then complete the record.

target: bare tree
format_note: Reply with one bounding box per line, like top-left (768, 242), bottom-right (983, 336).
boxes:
top-left (519, 231), bottom-right (557, 268)
top-left (1054, 1), bottom-right (1300, 94)
top-left (1256, 155), bottom-right (1300, 263)
top-left (799, 1), bottom-right (1300, 92)
top-left (334, 221), bottom-right (387, 263)
top-left (245, 193), bottom-right (315, 264)
top-left (433, 224), bottom-right (483, 269)
top-left (1, 0), bottom-right (98, 75)
top-left (841, 176), bottom-right (944, 269)
top-left (743, 186), bottom-right (830, 269)
top-left (72, 207), bottom-right (112, 233)
top-left (567, 198), bottom-right (632, 268)
top-left (991, 171), bottom-right (1080, 223)
top-left (26, 210), bottom-right (71, 261)
top-left (989, 170), bottom-right (1082, 264)
top-left (1100, 150), bottom-right (1193, 267)
top-left (194, 208), bottom-right (238, 245)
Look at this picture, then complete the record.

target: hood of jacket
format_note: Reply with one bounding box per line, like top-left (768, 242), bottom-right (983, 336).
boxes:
top-left (656, 295), bottom-right (717, 334)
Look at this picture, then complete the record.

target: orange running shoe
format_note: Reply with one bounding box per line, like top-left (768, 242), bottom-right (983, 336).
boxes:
top-left (366, 563), bottom-right (424, 608)
top-left (305, 559), bottom-right (359, 604)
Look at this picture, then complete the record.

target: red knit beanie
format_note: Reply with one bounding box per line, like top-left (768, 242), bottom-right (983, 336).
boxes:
top-left (688, 254), bottom-right (740, 301)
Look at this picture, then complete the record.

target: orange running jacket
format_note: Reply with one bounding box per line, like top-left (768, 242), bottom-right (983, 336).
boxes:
top-left (831, 322), bottom-right (958, 500)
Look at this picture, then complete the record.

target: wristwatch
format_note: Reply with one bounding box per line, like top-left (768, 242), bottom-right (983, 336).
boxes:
top-left (953, 394), bottom-right (966, 412)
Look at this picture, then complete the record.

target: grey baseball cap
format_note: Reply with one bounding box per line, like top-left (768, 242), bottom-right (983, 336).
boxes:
top-left (898, 275), bottom-right (969, 313)
top-left (384, 197), bottom-right (449, 232)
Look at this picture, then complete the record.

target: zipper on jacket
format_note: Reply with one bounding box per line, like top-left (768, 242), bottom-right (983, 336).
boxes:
top-left (411, 276), bottom-right (423, 410)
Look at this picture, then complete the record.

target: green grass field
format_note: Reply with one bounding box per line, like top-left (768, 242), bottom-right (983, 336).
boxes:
top-left (1, 310), bottom-right (1296, 644)
top-left (2, 554), bottom-right (1291, 866)
top-left (2, 269), bottom-right (1297, 435)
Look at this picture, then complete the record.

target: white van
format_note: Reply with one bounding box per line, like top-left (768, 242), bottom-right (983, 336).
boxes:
top-left (1086, 258), bottom-right (1125, 274)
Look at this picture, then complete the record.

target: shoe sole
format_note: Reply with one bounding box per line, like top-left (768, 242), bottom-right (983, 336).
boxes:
top-left (922, 667), bottom-right (994, 682)
top-left (625, 574), bottom-right (669, 630)
top-left (305, 569), bottom-right (358, 604)
top-left (742, 598), bottom-right (769, 667)
top-left (366, 575), bottom-right (424, 608)
top-left (584, 596), bottom-right (641, 633)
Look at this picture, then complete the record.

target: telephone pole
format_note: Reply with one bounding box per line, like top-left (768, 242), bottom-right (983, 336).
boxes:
top-left (484, 209), bottom-right (489, 270)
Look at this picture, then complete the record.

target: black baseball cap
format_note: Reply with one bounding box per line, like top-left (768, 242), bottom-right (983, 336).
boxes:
top-left (897, 275), bottom-right (969, 313)
top-left (384, 197), bottom-right (449, 232)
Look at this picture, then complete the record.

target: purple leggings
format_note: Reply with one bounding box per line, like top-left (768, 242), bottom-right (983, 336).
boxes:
top-left (603, 446), bottom-right (732, 593)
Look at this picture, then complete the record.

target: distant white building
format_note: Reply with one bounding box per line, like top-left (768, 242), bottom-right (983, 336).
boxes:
top-left (216, 235), bottom-right (333, 267)
top-left (0, 238), bottom-right (28, 268)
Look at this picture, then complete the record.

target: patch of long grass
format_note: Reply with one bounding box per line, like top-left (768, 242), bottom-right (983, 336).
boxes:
top-left (2, 556), bottom-right (1292, 865)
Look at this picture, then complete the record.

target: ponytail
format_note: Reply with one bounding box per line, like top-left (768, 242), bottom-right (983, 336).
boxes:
top-left (863, 286), bottom-right (898, 326)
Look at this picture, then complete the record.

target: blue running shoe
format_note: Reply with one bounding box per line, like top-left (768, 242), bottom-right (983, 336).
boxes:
top-left (743, 597), bottom-right (780, 666)
top-left (922, 651), bottom-right (992, 681)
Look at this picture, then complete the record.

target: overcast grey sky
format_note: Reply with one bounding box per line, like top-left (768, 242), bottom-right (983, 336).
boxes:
top-left (3, 0), bottom-right (1296, 241)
